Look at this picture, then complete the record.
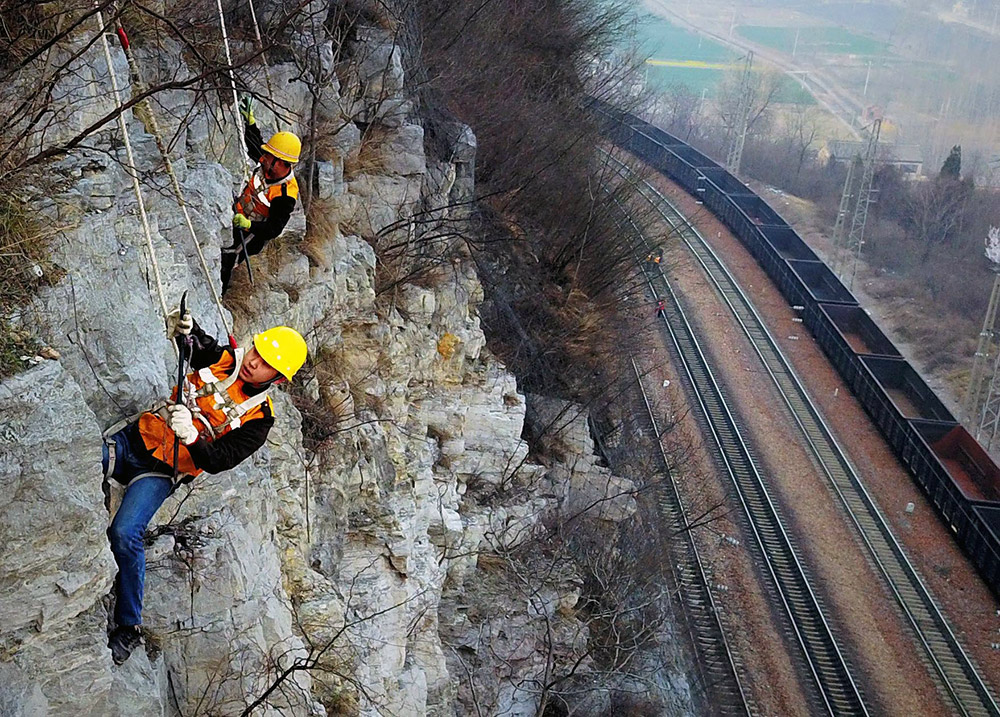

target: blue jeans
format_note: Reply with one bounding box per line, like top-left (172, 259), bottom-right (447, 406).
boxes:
top-left (103, 424), bottom-right (173, 627)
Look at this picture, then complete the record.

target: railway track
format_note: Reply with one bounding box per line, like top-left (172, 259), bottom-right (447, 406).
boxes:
top-left (606, 189), bottom-right (868, 715)
top-left (628, 355), bottom-right (751, 716)
top-left (605, 151), bottom-right (1000, 716)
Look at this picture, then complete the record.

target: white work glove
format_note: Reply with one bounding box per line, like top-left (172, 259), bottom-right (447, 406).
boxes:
top-left (166, 404), bottom-right (200, 445)
top-left (166, 309), bottom-right (193, 339)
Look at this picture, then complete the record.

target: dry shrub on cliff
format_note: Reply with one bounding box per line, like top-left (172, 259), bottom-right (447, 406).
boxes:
top-left (0, 0), bottom-right (323, 182)
top-left (598, 693), bottom-right (665, 716)
top-left (456, 482), bottom-right (675, 716)
top-left (0, 193), bottom-right (57, 375)
top-left (0, 1), bottom-right (62, 65)
top-left (343, 125), bottom-right (391, 179)
top-left (417, 0), bottom-right (660, 401)
top-left (420, 0), bottom-right (633, 196)
top-left (461, 158), bottom-right (672, 402)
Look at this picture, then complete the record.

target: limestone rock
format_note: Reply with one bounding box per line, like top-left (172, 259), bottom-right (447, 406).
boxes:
top-left (380, 123), bottom-right (427, 177)
top-left (0, 364), bottom-right (166, 712)
top-left (0, 663), bottom-right (49, 716)
top-left (525, 394), bottom-right (638, 522)
top-left (316, 160), bottom-right (346, 200)
top-left (344, 26), bottom-right (406, 113)
top-left (0, 362), bottom-right (111, 640)
top-left (344, 173), bottom-right (422, 237)
top-left (23, 41), bottom-right (126, 158)
top-left (396, 283), bottom-right (436, 323)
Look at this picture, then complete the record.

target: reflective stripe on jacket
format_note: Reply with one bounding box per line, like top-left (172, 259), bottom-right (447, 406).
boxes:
top-left (138, 347), bottom-right (274, 477)
top-left (234, 167), bottom-right (299, 223)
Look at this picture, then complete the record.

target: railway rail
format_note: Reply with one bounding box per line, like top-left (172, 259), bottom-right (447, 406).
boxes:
top-left (628, 355), bottom-right (750, 716)
top-left (607, 188), bottom-right (868, 715)
top-left (604, 148), bottom-right (1000, 716)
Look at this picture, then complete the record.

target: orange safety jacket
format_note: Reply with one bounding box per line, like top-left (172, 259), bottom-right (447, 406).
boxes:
top-left (138, 347), bottom-right (274, 477)
top-left (234, 167), bottom-right (299, 223)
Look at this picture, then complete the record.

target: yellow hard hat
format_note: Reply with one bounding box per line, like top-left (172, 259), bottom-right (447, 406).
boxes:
top-left (262, 131), bottom-right (301, 163)
top-left (253, 326), bottom-right (308, 381)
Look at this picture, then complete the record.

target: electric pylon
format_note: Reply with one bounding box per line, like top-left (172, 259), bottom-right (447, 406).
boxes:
top-left (831, 157), bottom-right (857, 274)
top-left (965, 228), bottom-right (1000, 450)
top-left (726, 51), bottom-right (754, 176)
top-left (843, 118), bottom-right (881, 290)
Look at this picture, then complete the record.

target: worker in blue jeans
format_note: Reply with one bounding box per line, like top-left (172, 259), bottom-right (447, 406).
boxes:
top-left (103, 424), bottom-right (174, 661)
top-left (102, 309), bottom-right (308, 665)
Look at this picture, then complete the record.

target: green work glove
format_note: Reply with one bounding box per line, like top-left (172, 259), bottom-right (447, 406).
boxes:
top-left (233, 213), bottom-right (252, 231)
top-left (238, 95), bottom-right (255, 125)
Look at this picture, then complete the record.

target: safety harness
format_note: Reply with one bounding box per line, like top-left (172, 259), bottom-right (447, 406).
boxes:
top-left (234, 166), bottom-right (296, 222)
top-left (102, 435), bottom-right (173, 491)
top-left (175, 347), bottom-right (271, 438)
top-left (103, 346), bottom-right (273, 488)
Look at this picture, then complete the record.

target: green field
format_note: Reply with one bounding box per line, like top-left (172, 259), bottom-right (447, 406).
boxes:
top-left (644, 64), bottom-right (726, 95)
top-left (631, 15), bottom-right (814, 104)
top-left (645, 63), bottom-right (815, 105)
top-left (634, 15), bottom-right (732, 97)
top-left (772, 76), bottom-right (816, 105)
top-left (736, 25), bottom-right (888, 56)
top-left (635, 15), bottom-right (734, 65)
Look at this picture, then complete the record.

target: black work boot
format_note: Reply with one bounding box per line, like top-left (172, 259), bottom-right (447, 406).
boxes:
top-left (108, 625), bottom-right (142, 665)
top-left (220, 248), bottom-right (238, 295)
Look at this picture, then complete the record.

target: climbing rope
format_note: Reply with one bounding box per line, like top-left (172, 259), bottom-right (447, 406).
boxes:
top-left (215, 0), bottom-right (250, 184)
top-left (100, 1), bottom-right (278, 340)
top-left (112, 20), bottom-right (233, 340)
top-left (245, 0), bottom-right (282, 130)
top-left (95, 6), bottom-right (173, 352)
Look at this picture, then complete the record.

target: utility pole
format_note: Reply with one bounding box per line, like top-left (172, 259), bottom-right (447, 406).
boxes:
top-left (726, 51), bottom-right (754, 177)
top-left (965, 227), bottom-right (1000, 450)
top-left (843, 118), bottom-right (881, 290)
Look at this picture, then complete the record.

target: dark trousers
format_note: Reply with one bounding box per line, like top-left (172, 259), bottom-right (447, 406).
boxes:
top-left (221, 227), bottom-right (269, 293)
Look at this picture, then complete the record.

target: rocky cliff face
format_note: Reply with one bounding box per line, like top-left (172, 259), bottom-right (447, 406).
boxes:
top-left (0, 8), bottom-right (690, 716)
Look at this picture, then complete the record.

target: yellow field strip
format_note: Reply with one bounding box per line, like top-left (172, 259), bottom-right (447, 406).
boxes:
top-left (644, 59), bottom-right (737, 69)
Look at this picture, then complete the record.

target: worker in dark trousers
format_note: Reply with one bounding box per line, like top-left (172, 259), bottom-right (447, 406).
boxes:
top-left (221, 96), bottom-right (301, 293)
top-left (103, 308), bottom-right (308, 664)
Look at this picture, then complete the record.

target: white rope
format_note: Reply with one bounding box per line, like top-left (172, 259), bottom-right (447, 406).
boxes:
top-left (115, 20), bottom-right (233, 339)
top-left (96, 7), bottom-right (173, 349)
top-left (245, 0), bottom-right (282, 130)
top-left (215, 0), bottom-right (250, 184)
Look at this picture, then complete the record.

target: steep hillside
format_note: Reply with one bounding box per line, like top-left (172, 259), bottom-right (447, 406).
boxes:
top-left (0, 1), bottom-right (691, 714)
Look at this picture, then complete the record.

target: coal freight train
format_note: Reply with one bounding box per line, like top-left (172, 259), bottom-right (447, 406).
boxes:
top-left (595, 100), bottom-right (1000, 596)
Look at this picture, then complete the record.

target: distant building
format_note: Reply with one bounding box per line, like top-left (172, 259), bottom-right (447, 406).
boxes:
top-left (984, 156), bottom-right (1000, 188)
top-left (818, 139), bottom-right (925, 177)
top-left (860, 105), bottom-right (884, 124)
